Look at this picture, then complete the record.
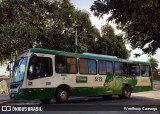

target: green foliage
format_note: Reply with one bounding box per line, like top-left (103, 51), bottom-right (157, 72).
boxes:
top-left (0, 0), bottom-right (129, 64)
top-left (101, 24), bottom-right (114, 37)
top-left (96, 24), bottom-right (129, 59)
top-left (91, 0), bottom-right (160, 55)
top-left (0, 0), bottom-right (100, 63)
top-left (148, 57), bottom-right (159, 80)
top-left (0, 0), bottom-right (49, 63)
top-left (148, 57), bottom-right (159, 72)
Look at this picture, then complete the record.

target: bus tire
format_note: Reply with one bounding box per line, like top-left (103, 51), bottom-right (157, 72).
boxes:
top-left (55, 87), bottom-right (69, 103)
top-left (102, 95), bottom-right (112, 100)
top-left (118, 86), bottom-right (131, 99)
top-left (40, 99), bottom-right (51, 104)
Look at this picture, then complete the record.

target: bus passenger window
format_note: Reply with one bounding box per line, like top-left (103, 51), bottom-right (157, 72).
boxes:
top-left (79, 59), bottom-right (88, 74)
top-left (98, 61), bottom-right (113, 75)
top-left (129, 64), bottom-right (140, 76)
top-left (98, 61), bottom-right (106, 74)
top-left (58, 64), bottom-right (65, 73)
top-left (79, 58), bottom-right (97, 75)
top-left (88, 59), bottom-right (97, 74)
top-left (55, 56), bottom-right (77, 74)
top-left (115, 62), bottom-right (128, 76)
top-left (106, 62), bottom-right (113, 75)
top-left (141, 65), bottom-right (150, 77)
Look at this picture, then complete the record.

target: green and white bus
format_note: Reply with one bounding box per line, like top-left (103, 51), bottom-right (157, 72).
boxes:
top-left (8, 48), bottom-right (152, 103)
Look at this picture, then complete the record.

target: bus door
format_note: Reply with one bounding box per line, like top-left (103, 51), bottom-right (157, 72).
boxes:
top-left (27, 55), bottom-right (53, 99)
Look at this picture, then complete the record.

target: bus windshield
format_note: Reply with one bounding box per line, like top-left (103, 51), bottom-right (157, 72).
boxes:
top-left (11, 57), bottom-right (28, 83)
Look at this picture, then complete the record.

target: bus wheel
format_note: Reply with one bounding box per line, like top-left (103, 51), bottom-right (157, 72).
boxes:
top-left (102, 95), bottom-right (112, 99)
top-left (55, 87), bottom-right (69, 103)
top-left (118, 86), bottom-right (131, 99)
top-left (40, 99), bottom-right (51, 104)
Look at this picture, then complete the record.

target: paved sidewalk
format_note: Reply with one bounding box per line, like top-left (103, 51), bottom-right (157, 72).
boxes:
top-left (132, 90), bottom-right (160, 99)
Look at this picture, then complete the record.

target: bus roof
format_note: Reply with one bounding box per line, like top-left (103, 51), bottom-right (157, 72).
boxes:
top-left (28, 48), bottom-right (150, 65)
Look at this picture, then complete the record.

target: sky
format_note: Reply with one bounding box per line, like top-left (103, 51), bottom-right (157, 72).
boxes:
top-left (0, 0), bottom-right (159, 75)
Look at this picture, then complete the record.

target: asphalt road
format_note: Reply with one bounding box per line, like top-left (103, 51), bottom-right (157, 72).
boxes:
top-left (0, 90), bottom-right (160, 114)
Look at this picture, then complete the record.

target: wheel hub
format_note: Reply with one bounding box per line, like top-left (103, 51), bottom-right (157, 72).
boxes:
top-left (125, 89), bottom-right (130, 96)
top-left (60, 91), bottom-right (67, 100)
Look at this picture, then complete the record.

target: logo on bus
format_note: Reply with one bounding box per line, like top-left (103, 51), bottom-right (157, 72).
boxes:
top-left (76, 76), bottom-right (87, 83)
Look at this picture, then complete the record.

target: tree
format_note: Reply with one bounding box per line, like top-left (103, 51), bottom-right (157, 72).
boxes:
top-left (91, 0), bottom-right (160, 55)
top-left (95, 24), bottom-right (129, 59)
top-left (45, 8), bottom-right (100, 53)
top-left (0, 0), bottom-right (51, 64)
top-left (74, 11), bottom-right (101, 53)
top-left (148, 57), bottom-right (159, 80)
top-left (148, 58), bottom-right (159, 72)
top-left (0, 0), bottom-right (129, 65)
top-left (0, 0), bottom-right (100, 64)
